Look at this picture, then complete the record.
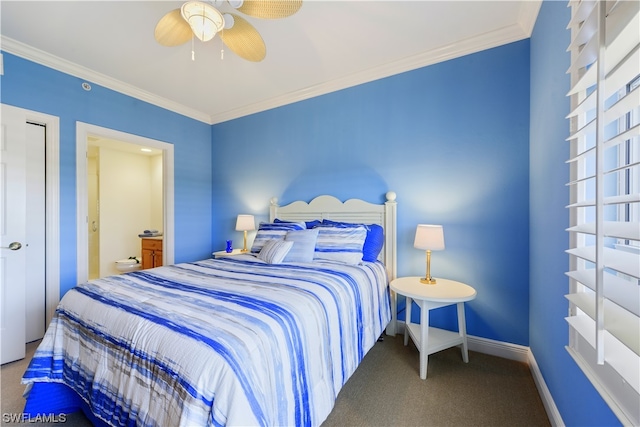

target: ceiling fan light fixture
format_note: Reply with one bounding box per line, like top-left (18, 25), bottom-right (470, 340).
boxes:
top-left (181, 1), bottom-right (225, 42)
top-left (223, 13), bottom-right (235, 30)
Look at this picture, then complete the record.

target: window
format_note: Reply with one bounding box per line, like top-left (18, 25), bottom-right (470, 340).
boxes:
top-left (566, 1), bottom-right (639, 425)
top-left (618, 76), bottom-right (639, 231)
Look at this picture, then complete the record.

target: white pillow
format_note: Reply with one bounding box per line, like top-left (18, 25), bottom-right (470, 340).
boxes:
top-left (257, 239), bottom-right (294, 264)
top-left (313, 225), bottom-right (367, 265)
top-left (283, 229), bottom-right (319, 263)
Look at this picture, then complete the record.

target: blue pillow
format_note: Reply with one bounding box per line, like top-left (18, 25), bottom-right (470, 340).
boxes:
top-left (320, 220), bottom-right (384, 262)
top-left (283, 229), bottom-right (319, 263)
top-left (362, 224), bottom-right (384, 262)
top-left (274, 217), bottom-right (321, 230)
top-left (305, 219), bottom-right (322, 229)
top-left (250, 221), bottom-right (306, 253)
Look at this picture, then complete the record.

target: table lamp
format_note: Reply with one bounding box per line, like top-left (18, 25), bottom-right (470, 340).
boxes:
top-left (235, 214), bottom-right (255, 252)
top-left (414, 224), bottom-right (445, 284)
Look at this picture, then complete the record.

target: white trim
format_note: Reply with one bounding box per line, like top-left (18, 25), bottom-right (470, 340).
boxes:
top-left (76, 123), bottom-right (175, 285)
top-left (208, 23), bottom-right (532, 124)
top-left (0, 4), bottom-right (539, 126)
top-left (466, 334), bottom-right (530, 363)
top-left (464, 337), bottom-right (566, 427)
top-left (22, 109), bottom-right (60, 327)
top-left (1, 37), bottom-right (210, 125)
top-left (393, 324), bottom-right (530, 363)
top-left (528, 349), bottom-right (565, 427)
top-left (518, 0), bottom-right (544, 37)
top-left (566, 343), bottom-right (638, 426)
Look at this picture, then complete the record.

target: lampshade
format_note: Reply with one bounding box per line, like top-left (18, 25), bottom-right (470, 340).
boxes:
top-left (414, 224), bottom-right (445, 251)
top-left (181, 1), bottom-right (225, 42)
top-left (235, 214), bottom-right (255, 232)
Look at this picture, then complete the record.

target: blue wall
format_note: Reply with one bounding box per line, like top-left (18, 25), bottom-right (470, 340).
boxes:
top-left (0, 53), bottom-right (213, 296)
top-left (211, 40), bottom-right (531, 346)
top-left (529, 2), bottom-right (620, 426)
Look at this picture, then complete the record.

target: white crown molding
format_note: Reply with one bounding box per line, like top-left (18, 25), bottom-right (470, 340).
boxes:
top-left (2, 4), bottom-right (539, 127)
top-left (518, 0), bottom-right (544, 37)
top-left (210, 21), bottom-right (532, 124)
top-left (0, 36), bottom-right (211, 124)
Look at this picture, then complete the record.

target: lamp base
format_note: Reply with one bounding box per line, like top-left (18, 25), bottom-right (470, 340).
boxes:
top-left (242, 230), bottom-right (248, 253)
top-left (420, 277), bottom-right (437, 285)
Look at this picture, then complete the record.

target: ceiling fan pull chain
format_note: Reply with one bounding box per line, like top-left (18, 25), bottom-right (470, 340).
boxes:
top-left (191, 36), bottom-right (196, 61)
top-left (220, 29), bottom-right (224, 60)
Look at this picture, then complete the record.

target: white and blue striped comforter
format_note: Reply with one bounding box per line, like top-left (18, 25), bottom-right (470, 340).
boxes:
top-left (23, 256), bottom-right (391, 427)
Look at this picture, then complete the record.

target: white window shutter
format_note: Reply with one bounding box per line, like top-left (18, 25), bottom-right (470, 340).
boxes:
top-left (565, 1), bottom-right (640, 425)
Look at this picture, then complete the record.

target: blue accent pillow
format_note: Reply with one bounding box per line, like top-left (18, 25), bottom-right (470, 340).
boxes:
top-left (273, 218), bottom-right (296, 223)
top-left (320, 220), bottom-right (384, 262)
top-left (283, 229), bottom-right (319, 263)
top-left (305, 219), bottom-right (322, 229)
top-left (274, 217), bottom-right (321, 229)
top-left (362, 224), bottom-right (384, 262)
top-left (250, 221), bottom-right (306, 253)
top-left (313, 225), bottom-right (367, 265)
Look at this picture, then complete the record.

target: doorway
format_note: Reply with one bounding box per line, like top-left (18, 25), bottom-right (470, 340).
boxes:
top-left (76, 123), bottom-right (174, 285)
top-left (87, 137), bottom-right (164, 278)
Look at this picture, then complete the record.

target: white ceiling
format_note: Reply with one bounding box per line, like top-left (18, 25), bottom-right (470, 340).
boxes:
top-left (1, 1), bottom-right (541, 125)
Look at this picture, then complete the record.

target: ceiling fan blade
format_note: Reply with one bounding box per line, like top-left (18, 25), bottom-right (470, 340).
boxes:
top-left (154, 9), bottom-right (192, 47)
top-left (237, 0), bottom-right (302, 19)
top-left (220, 14), bottom-right (266, 62)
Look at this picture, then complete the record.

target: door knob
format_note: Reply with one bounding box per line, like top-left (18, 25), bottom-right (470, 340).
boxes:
top-left (1, 242), bottom-right (22, 250)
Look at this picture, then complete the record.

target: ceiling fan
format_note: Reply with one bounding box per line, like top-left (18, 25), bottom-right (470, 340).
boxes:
top-left (154, 0), bottom-right (302, 62)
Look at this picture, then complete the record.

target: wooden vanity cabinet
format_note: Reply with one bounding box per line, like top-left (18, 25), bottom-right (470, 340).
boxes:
top-left (141, 238), bottom-right (163, 269)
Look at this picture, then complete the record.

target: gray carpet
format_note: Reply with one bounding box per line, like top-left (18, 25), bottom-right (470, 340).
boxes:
top-left (323, 335), bottom-right (550, 426)
top-left (1, 337), bottom-right (550, 426)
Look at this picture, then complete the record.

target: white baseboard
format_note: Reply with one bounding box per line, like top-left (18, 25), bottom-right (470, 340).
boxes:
top-left (467, 334), bottom-right (529, 362)
top-left (389, 325), bottom-right (563, 426)
top-left (468, 335), bottom-right (564, 426)
top-left (528, 349), bottom-right (565, 427)
top-left (390, 325), bottom-right (530, 362)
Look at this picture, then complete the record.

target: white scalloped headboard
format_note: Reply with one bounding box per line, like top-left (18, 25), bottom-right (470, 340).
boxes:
top-left (270, 192), bottom-right (397, 280)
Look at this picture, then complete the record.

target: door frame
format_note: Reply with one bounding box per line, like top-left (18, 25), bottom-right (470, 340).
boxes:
top-left (76, 123), bottom-right (175, 284)
top-left (30, 109), bottom-right (59, 327)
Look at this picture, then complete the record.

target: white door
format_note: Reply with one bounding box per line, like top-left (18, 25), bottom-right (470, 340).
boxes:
top-left (0, 104), bottom-right (27, 364)
top-left (25, 122), bottom-right (46, 342)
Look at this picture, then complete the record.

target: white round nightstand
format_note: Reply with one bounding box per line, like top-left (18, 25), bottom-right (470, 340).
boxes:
top-left (212, 249), bottom-right (245, 258)
top-left (390, 276), bottom-right (477, 379)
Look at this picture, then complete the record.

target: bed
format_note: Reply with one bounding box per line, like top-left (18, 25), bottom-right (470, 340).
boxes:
top-left (21, 192), bottom-right (398, 426)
